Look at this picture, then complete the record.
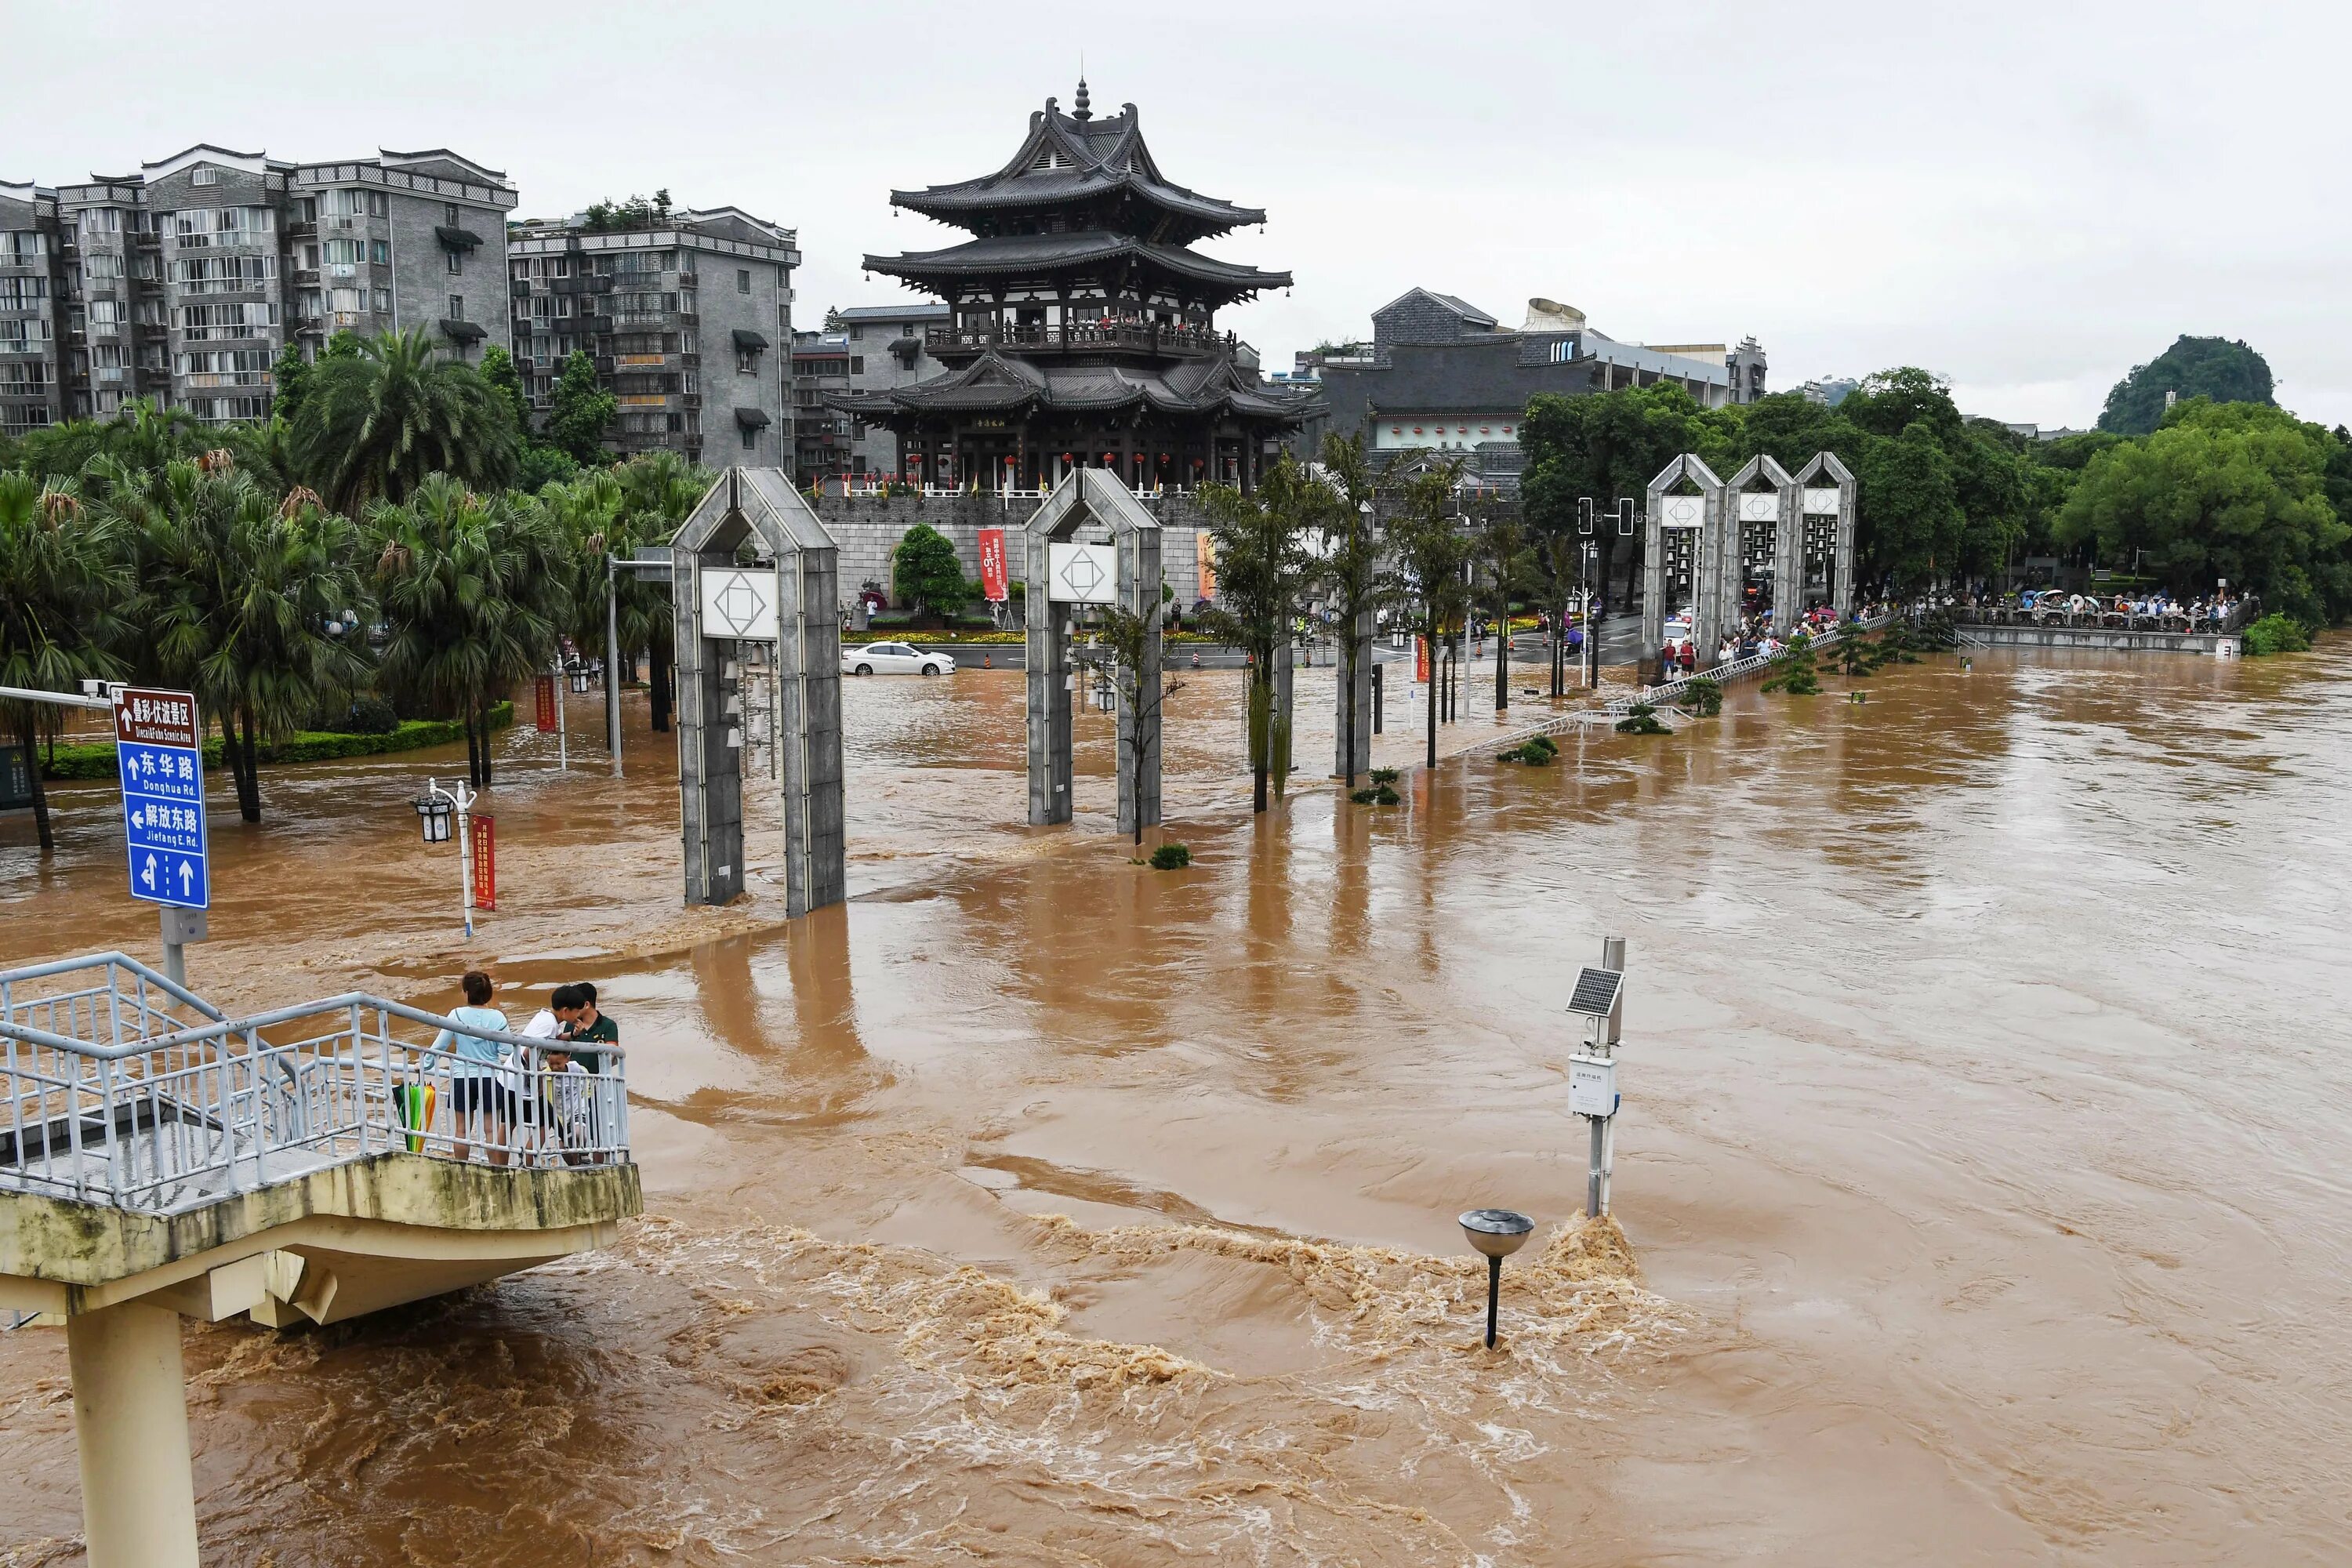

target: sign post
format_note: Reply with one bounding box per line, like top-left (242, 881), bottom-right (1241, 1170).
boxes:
top-left (111, 686), bottom-right (210, 985)
top-left (978, 527), bottom-right (1009, 604)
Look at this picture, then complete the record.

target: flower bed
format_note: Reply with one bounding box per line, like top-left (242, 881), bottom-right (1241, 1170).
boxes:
top-left (39, 701), bottom-right (514, 780)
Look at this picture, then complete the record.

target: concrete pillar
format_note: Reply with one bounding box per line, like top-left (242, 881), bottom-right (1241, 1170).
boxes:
top-left (778, 544), bottom-right (844, 917)
top-left (1025, 533), bottom-right (1073, 826)
top-left (68, 1301), bottom-right (198, 1568)
top-left (1834, 480), bottom-right (1857, 619)
top-left (1640, 497), bottom-right (1666, 685)
top-left (1773, 477), bottom-right (1803, 636)
top-left (1334, 606), bottom-right (1373, 779)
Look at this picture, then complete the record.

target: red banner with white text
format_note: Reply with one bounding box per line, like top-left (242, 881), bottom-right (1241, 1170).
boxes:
top-left (978, 528), bottom-right (1009, 601)
top-left (470, 814), bottom-right (496, 912)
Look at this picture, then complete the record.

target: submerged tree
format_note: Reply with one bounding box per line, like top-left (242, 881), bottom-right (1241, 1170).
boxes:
top-left (1316, 432), bottom-right (1388, 790)
top-left (1196, 456), bottom-right (1331, 811)
top-left (1092, 600), bottom-right (1182, 847)
top-left (1380, 459), bottom-right (1475, 770)
top-left (295, 328), bottom-right (519, 513)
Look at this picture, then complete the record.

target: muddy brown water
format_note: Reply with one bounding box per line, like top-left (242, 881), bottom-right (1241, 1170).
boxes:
top-left (2, 642), bottom-right (2348, 1565)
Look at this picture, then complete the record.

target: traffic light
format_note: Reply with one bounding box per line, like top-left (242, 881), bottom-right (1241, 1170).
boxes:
top-left (1577, 497), bottom-right (1595, 535)
top-left (1617, 498), bottom-right (1635, 536)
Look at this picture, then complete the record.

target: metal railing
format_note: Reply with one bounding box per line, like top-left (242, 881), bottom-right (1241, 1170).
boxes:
top-left (1952, 601), bottom-right (2247, 635)
top-left (0, 954), bottom-right (630, 1216)
top-left (1613, 612), bottom-right (1893, 717)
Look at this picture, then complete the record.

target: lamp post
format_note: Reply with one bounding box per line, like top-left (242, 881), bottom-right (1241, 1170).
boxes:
top-left (1458, 1208), bottom-right (1534, 1348)
top-left (412, 778), bottom-right (475, 939)
top-left (550, 658), bottom-right (570, 772)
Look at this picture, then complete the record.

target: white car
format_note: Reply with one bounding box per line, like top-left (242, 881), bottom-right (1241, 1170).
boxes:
top-left (841, 641), bottom-right (956, 677)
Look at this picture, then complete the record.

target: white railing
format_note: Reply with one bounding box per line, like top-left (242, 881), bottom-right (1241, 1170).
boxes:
top-left (1616, 612), bottom-right (1893, 717)
top-left (0, 954), bottom-right (630, 1216)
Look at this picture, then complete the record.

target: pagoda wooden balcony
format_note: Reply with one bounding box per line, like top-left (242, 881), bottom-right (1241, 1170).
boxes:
top-left (929, 321), bottom-right (1231, 359)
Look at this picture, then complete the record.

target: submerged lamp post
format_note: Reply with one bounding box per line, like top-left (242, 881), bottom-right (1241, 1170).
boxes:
top-left (412, 777), bottom-right (477, 939)
top-left (1459, 1209), bottom-right (1535, 1348)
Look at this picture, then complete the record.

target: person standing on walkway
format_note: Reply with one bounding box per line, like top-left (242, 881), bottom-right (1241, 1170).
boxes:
top-left (558, 981), bottom-right (619, 1074)
top-left (433, 970), bottom-right (513, 1165)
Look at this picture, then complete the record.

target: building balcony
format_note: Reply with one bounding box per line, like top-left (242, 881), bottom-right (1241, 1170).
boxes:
top-left (928, 321), bottom-right (1231, 360)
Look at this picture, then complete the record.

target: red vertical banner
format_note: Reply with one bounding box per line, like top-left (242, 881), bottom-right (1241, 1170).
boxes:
top-left (1415, 637), bottom-right (1431, 684)
top-left (977, 527), bottom-right (1009, 601)
top-left (1196, 532), bottom-right (1216, 599)
top-left (533, 675), bottom-right (557, 733)
top-left (470, 814), bottom-right (496, 912)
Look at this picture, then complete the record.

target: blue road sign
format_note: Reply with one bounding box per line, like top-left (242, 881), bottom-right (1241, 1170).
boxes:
top-left (112, 688), bottom-right (209, 911)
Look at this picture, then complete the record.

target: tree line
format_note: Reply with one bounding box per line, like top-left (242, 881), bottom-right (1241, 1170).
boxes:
top-left (0, 329), bottom-right (702, 855)
top-left (1519, 366), bottom-right (2352, 631)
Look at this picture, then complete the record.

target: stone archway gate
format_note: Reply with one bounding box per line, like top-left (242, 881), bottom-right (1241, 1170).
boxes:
top-left (672, 468), bottom-right (846, 916)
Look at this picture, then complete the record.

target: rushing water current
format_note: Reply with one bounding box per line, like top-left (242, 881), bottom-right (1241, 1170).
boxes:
top-left (3, 641), bottom-right (2349, 1566)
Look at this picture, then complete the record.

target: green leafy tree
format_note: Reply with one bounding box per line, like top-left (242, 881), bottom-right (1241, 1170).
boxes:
top-left (293, 328), bottom-right (519, 512)
top-left (892, 522), bottom-right (972, 622)
top-left (2100, 337), bottom-right (2275, 436)
top-left (1472, 503), bottom-right (1538, 711)
top-left (270, 341), bottom-right (313, 425)
top-left (1197, 456), bottom-right (1332, 811)
top-left (1379, 459), bottom-right (1475, 770)
top-left (614, 451), bottom-right (702, 731)
top-left (368, 474), bottom-right (573, 786)
top-left (2057, 399), bottom-right (2351, 625)
top-left (1314, 431), bottom-right (1388, 788)
top-left (1522, 381), bottom-right (1737, 615)
top-left (544, 350), bottom-right (615, 467)
top-left (480, 343), bottom-right (531, 434)
top-left (0, 476), bottom-right (135, 852)
top-left (1092, 600), bottom-right (1182, 846)
top-left (117, 461), bottom-right (372, 823)
top-left (1854, 422), bottom-right (1965, 593)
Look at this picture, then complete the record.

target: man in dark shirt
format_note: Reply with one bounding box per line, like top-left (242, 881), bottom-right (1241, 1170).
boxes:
top-left (556, 982), bottom-right (619, 1073)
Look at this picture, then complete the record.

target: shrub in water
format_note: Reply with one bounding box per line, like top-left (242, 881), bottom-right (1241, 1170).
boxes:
top-left (1677, 677), bottom-right (1722, 717)
top-left (2241, 613), bottom-right (2311, 655)
top-left (1149, 842), bottom-right (1192, 869)
top-left (1614, 702), bottom-right (1670, 735)
top-left (1369, 767), bottom-right (1399, 786)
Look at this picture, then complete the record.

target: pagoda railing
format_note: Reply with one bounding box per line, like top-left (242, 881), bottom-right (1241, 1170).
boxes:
top-left (930, 322), bottom-right (1230, 358)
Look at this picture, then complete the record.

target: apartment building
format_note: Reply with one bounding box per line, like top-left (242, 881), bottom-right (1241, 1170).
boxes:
top-left (0, 146), bottom-right (516, 430)
top-left (507, 206), bottom-right (798, 468)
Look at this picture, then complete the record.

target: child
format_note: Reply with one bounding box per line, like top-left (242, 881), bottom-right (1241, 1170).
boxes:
top-left (536, 1043), bottom-right (595, 1165)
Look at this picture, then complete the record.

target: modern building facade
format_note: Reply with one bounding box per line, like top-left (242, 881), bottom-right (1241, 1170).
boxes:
top-left (834, 78), bottom-right (1312, 492)
top-left (508, 206), bottom-right (798, 467)
top-left (1, 145), bottom-right (515, 432)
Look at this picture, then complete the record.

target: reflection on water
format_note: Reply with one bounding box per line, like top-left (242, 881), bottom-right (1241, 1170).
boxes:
top-left (4, 642), bottom-right (2351, 1564)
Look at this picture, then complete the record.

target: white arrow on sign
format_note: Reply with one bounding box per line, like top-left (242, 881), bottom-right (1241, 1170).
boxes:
top-left (142, 853), bottom-right (158, 890)
top-left (178, 862), bottom-right (194, 896)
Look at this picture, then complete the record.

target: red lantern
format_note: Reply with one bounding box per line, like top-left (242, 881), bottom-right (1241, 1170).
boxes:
top-left (1102, 452), bottom-right (1116, 463)
top-left (1062, 451), bottom-right (1073, 461)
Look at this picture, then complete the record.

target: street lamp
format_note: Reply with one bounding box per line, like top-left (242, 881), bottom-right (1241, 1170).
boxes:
top-left (412, 777), bottom-right (477, 938)
top-left (1458, 1208), bottom-right (1535, 1349)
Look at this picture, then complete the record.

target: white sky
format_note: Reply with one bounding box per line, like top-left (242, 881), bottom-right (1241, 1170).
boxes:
top-left (9, 1), bottom-right (2347, 428)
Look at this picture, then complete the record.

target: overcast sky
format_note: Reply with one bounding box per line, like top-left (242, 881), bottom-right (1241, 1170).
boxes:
top-left (11, 1), bottom-right (2347, 428)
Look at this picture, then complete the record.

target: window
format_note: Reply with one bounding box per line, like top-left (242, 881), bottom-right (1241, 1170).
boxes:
top-left (444, 203), bottom-right (459, 227)
top-left (737, 268), bottom-right (750, 295)
top-left (850, 357), bottom-right (863, 374)
top-left (368, 191), bottom-right (388, 218)
top-left (850, 325), bottom-right (862, 339)
top-left (323, 238), bottom-right (361, 265)
top-left (191, 168), bottom-right (219, 187)
top-left (741, 423), bottom-right (756, 450)
top-left (298, 197), bottom-right (317, 224)
top-left (372, 288), bottom-right (390, 314)
top-left (447, 294), bottom-right (464, 321)
top-left (446, 246), bottom-right (463, 275)
top-left (78, 209), bottom-right (121, 235)
top-left (83, 252), bottom-right (122, 281)
top-left (736, 347), bottom-right (758, 375)
top-left (370, 240), bottom-right (390, 264)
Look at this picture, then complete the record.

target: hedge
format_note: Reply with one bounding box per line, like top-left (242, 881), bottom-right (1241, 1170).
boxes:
top-left (40, 701), bottom-right (515, 780)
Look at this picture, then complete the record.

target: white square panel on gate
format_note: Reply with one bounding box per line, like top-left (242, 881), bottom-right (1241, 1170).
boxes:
top-left (1658, 495), bottom-right (1705, 528)
top-left (1047, 541), bottom-right (1119, 604)
top-left (700, 568), bottom-right (779, 641)
top-left (1802, 487), bottom-right (1842, 515)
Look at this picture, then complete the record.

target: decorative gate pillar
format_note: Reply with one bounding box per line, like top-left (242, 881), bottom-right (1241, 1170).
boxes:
top-left (673, 469), bottom-right (844, 916)
top-left (1023, 469), bottom-right (1163, 833)
top-left (1726, 453), bottom-right (1801, 634)
top-left (1795, 452), bottom-right (1859, 619)
top-left (1334, 605), bottom-right (1373, 779)
top-left (1642, 455), bottom-right (1726, 681)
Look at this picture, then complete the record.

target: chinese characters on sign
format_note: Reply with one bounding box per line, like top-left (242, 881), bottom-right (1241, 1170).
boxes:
top-left (534, 675), bottom-right (557, 733)
top-left (977, 527), bottom-right (1009, 603)
top-left (111, 686), bottom-right (209, 909)
top-left (470, 813), bottom-right (496, 912)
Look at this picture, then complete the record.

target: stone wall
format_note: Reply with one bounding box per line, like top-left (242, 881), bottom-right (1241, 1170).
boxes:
top-left (808, 491), bottom-right (1221, 611)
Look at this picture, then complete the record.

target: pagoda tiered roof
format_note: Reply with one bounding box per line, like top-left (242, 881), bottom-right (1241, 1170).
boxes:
top-left (890, 93), bottom-right (1263, 244)
top-left (864, 230), bottom-right (1289, 306)
top-left (833, 345), bottom-right (1304, 423)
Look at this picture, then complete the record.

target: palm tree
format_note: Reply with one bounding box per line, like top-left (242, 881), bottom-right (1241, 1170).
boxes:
top-left (1379, 459), bottom-right (1475, 770)
top-left (119, 459), bottom-right (372, 823)
top-left (612, 451), bottom-right (704, 731)
top-left (1196, 456), bottom-right (1333, 812)
top-left (0, 474), bottom-right (135, 853)
top-left (295, 328), bottom-right (519, 514)
top-left (369, 474), bottom-right (572, 786)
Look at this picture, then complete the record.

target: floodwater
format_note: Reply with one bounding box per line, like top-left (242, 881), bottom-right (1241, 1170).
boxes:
top-left (3, 639), bottom-right (2349, 1565)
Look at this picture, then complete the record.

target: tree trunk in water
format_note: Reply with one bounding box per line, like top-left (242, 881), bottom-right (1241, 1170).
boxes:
top-left (1425, 626), bottom-right (1439, 769)
top-left (1341, 641), bottom-right (1358, 792)
top-left (478, 699), bottom-right (495, 786)
top-left (463, 712), bottom-right (481, 788)
top-left (1495, 593), bottom-right (1510, 711)
top-left (648, 641), bottom-right (673, 732)
top-left (234, 709), bottom-right (263, 823)
top-left (20, 715), bottom-right (53, 855)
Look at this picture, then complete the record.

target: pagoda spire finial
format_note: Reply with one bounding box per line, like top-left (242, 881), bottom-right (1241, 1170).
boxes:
top-left (1073, 72), bottom-right (1091, 122)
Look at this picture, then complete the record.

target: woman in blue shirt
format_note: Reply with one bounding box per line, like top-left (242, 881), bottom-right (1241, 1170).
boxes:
top-left (431, 969), bottom-right (514, 1165)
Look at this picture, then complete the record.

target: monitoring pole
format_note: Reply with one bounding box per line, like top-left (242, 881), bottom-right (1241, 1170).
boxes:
top-left (1569, 936), bottom-right (1628, 1219)
top-left (604, 556), bottom-right (624, 779)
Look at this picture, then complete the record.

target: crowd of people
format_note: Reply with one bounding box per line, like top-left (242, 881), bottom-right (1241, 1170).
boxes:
top-left (1955, 587), bottom-right (2243, 630)
top-left (1655, 600), bottom-right (1886, 677)
top-left (426, 970), bottom-right (621, 1167)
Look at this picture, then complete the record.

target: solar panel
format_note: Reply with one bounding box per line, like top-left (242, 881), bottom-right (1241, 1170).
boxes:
top-left (1566, 967), bottom-right (1621, 1019)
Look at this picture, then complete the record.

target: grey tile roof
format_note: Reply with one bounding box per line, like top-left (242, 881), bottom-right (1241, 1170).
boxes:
top-left (826, 347), bottom-right (1308, 423)
top-left (864, 231), bottom-right (1288, 297)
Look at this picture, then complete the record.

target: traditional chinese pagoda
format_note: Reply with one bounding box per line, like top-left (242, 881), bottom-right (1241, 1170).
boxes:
top-left (833, 80), bottom-right (1308, 492)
